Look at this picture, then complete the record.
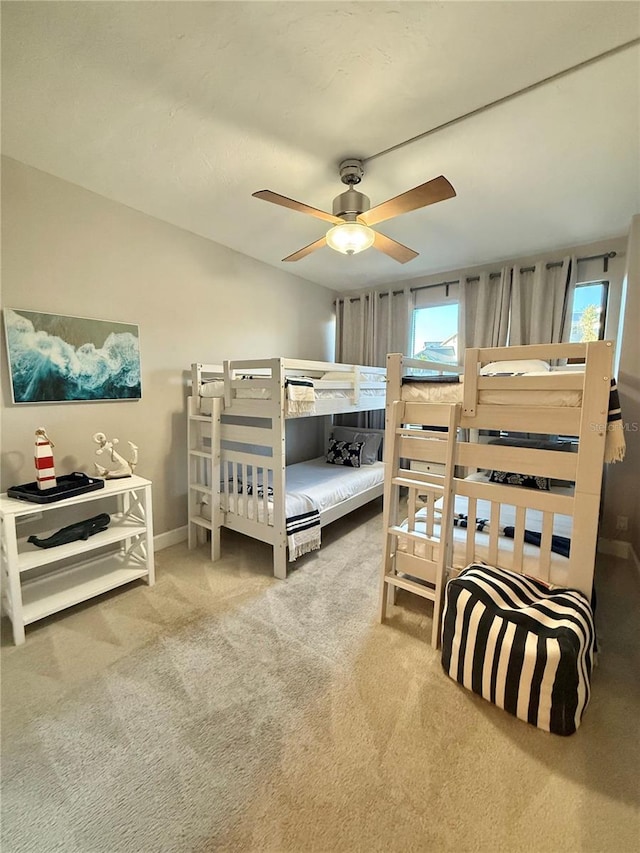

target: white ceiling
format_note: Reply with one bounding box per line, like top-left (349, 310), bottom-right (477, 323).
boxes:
top-left (2, 2), bottom-right (639, 292)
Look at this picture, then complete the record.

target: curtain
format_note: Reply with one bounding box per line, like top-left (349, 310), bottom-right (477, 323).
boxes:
top-left (334, 287), bottom-right (412, 428)
top-left (335, 287), bottom-right (412, 366)
top-left (461, 267), bottom-right (511, 350)
top-left (510, 256), bottom-right (576, 345)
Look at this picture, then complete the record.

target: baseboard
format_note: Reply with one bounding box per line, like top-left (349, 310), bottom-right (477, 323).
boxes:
top-left (154, 525), bottom-right (188, 552)
top-left (597, 537), bottom-right (632, 559)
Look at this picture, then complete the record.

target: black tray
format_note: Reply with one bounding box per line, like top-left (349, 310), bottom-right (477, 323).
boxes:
top-left (7, 473), bottom-right (105, 504)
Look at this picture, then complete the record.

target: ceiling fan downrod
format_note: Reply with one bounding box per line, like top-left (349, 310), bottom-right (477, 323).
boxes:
top-left (334, 159), bottom-right (369, 220)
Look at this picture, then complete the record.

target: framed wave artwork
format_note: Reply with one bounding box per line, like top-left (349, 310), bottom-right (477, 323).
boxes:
top-left (3, 308), bottom-right (142, 403)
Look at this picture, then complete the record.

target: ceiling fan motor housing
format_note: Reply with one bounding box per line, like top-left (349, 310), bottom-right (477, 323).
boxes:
top-left (332, 188), bottom-right (370, 220)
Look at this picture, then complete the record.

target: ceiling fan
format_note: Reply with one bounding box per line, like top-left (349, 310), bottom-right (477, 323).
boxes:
top-left (252, 159), bottom-right (456, 264)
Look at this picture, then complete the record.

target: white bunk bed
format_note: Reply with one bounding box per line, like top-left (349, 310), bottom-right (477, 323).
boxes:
top-left (382, 341), bottom-right (623, 615)
top-left (188, 358), bottom-right (387, 578)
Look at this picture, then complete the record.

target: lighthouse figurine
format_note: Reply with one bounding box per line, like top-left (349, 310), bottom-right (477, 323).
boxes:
top-left (34, 428), bottom-right (57, 490)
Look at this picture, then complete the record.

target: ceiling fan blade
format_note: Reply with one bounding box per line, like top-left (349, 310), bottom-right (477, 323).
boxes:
top-left (282, 236), bottom-right (327, 262)
top-left (253, 190), bottom-right (342, 225)
top-left (358, 176), bottom-right (456, 227)
top-left (372, 231), bottom-right (419, 264)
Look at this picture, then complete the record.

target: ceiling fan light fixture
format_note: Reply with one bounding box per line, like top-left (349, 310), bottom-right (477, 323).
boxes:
top-left (325, 222), bottom-right (375, 256)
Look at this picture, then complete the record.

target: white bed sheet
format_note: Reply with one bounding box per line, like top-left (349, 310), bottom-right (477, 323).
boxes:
top-left (199, 383), bottom-right (385, 401)
top-left (401, 372), bottom-right (582, 408)
top-left (220, 457), bottom-right (384, 524)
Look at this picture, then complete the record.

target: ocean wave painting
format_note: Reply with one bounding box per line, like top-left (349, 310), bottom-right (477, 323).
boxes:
top-left (4, 309), bottom-right (142, 403)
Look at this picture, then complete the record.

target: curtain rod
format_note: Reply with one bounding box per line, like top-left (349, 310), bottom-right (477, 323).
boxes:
top-left (337, 251), bottom-right (617, 302)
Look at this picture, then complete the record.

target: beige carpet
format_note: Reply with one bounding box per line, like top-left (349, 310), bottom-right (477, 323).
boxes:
top-left (2, 500), bottom-right (639, 853)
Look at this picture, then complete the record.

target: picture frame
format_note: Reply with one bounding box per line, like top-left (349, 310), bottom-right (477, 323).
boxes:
top-left (3, 308), bottom-right (142, 404)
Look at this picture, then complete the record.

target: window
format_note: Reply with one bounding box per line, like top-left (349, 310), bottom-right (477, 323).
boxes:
top-left (411, 302), bottom-right (460, 364)
top-left (569, 281), bottom-right (608, 343)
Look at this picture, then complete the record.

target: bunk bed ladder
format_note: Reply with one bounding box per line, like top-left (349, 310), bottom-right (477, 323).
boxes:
top-left (379, 401), bottom-right (461, 647)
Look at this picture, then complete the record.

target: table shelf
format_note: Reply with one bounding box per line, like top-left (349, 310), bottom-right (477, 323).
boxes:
top-left (17, 517), bottom-right (147, 572)
top-left (21, 554), bottom-right (149, 624)
top-left (1, 475), bottom-right (155, 645)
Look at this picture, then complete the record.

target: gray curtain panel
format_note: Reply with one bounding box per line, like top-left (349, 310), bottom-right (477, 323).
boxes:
top-left (510, 255), bottom-right (576, 345)
top-left (461, 268), bottom-right (511, 349)
top-left (334, 287), bottom-right (412, 429)
top-left (335, 288), bottom-right (412, 366)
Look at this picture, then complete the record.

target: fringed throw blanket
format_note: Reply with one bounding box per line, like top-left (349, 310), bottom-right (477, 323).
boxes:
top-left (605, 379), bottom-right (625, 463)
top-left (238, 483), bottom-right (320, 561)
top-left (453, 514), bottom-right (571, 558)
top-left (286, 378), bottom-right (316, 416)
top-left (286, 508), bottom-right (321, 560)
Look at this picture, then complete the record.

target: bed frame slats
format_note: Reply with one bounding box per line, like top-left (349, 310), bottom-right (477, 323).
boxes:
top-left (512, 506), bottom-right (527, 572)
top-left (476, 374), bottom-right (584, 391)
top-left (465, 497), bottom-right (477, 566)
top-left (461, 405), bottom-right (581, 435)
top-left (456, 443), bottom-right (577, 481)
top-left (539, 512), bottom-right (554, 582)
top-left (192, 356), bottom-right (389, 579)
top-left (384, 340), bottom-right (614, 599)
top-left (456, 478), bottom-right (574, 515)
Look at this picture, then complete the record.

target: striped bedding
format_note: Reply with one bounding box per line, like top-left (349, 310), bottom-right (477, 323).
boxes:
top-left (441, 564), bottom-right (595, 736)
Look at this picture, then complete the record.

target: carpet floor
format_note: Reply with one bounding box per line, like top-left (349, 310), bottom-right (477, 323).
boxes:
top-left (1, 500), bottom-right (639, 853)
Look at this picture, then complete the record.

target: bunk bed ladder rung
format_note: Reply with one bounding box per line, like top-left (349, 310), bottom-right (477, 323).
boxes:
top-left (382, 573), bottom-right (436, 601)
top-left (392, 475), bottom-right (444, 491)
top-left (379, 400), bottom-right (461, 648)
top-left (387, 526), bottom-right (441, 547)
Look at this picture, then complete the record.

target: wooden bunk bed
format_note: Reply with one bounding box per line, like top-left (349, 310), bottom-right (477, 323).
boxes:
top-left (188, 358), bottom-right (387, 578)
top-left (381, 340), bottom-right (622, 640)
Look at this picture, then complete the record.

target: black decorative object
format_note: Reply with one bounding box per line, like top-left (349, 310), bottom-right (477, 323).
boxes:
top-left (27, 514), bottom-right (111, 549)
top-left (7, 473), bottom-right (104, 504)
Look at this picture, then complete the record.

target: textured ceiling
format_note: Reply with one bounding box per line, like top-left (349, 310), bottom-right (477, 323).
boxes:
top-left (2, 1), bottom-right (639, 292)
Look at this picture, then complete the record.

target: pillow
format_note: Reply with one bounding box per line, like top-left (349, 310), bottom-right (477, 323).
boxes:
top-left (332, 426), bottom-right (382, 465)
top-left (489, 470), bottom-right (550, 491)
top-left (480, 359), bottom-right (550, 375)
top-left (326, 439), bottom-right (364, 468)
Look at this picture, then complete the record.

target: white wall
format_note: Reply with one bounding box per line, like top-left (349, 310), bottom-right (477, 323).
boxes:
top-left (1, 158), bottom-right (336, 535)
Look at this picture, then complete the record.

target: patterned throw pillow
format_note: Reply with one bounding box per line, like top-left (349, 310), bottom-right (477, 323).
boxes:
top-left (326, 439), bottom-right (364, 468)
top-left (489, 470), bottom-right (550, 491)
top-left (331, 427), bottom-right (382, 465)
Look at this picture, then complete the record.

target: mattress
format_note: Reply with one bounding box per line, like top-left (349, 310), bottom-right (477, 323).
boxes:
top-left (397, 487), bottom-right (574, 587)
top-left (199, 382), bottom-right (274, 400)
top-left (200, 379), bottom-right (225, 398)
top-left (199, 382), bottom-right (385, 401)
top-left (401, 372), bottom-right (582, 408)
top-left (219, 457), bottom-right (384, 524)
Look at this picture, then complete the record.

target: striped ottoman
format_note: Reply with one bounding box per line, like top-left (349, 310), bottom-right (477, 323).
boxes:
top-left (441, 564), bottom-right (595, 736)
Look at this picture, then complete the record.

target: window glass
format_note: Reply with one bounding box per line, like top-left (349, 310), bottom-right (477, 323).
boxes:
top-left (569, 281), bottom-right (608, 343)
top-left (411, 303), bottom-right (460, 363)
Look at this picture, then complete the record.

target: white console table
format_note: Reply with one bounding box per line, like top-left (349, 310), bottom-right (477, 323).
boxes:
top-left (0, 475), bottom-right (155, 645)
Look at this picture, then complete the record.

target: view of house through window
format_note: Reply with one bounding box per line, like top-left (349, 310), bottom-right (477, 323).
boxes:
top-left (569, 281), bottom-right (608, 342)
top-left (411, 303), bottom-right (459, 363)
top-left (410, 279), bottom-right (606, 362)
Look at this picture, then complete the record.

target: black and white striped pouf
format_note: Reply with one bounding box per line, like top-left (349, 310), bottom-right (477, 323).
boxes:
top-left (441, 564), bottom-right (595, 736)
